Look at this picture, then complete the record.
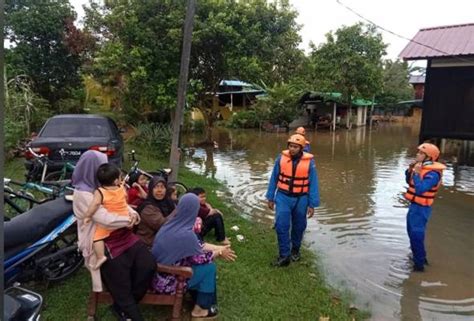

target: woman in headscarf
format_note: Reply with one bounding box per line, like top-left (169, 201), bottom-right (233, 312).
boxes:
top-left (135, 176), bottom-right (176, 248)
top-left (72, 151), bottom-right (155, 321)
top-left (152, 193), bottom-right (236, 320)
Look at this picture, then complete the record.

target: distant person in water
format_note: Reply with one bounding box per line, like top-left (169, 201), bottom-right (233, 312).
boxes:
top-left (295, 127), bottom-right (311, 152)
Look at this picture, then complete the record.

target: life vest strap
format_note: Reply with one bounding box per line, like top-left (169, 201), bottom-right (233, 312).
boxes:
top-left (407, 183), bottom-right (438, 192)
top-left (279, 172), bottom-right (310, 180)
top-left (277, 178), bottom-right (309, 188)
top-left (405, 190), bottom-right (435, 199)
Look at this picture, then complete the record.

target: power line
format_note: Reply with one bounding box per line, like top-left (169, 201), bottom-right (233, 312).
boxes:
top-left (335, 0), bottom-right (472, 60)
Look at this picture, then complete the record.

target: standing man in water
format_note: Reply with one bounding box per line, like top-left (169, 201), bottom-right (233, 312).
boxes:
top-left (404, 143), bottom-right (446, 272)
top-left (266, 134), bottom-right (320, 267)
top-left (295, 127), bottom-right (311, 152)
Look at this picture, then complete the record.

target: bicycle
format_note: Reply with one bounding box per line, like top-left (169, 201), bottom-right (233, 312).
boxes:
top-left (124, 150), bottom-right (188, 199)
top-left (4, 178), bottom-right (73, 218)
top-left (26, 147), bottom-right (75, 183)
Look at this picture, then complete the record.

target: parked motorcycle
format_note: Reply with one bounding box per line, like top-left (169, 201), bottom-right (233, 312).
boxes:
top-left (4, 197), bottom-right (83, 287)
top-left (4, 286), bottom-right (43, 321)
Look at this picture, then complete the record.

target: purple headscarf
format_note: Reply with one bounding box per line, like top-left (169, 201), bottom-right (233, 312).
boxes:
top-left (72, 150), bottom-right (107, 193)
top-left (152, 193), bottom-right (203, 265)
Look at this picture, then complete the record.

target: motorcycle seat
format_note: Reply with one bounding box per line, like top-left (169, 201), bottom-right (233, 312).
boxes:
top-left (4, 197), bottom-right (73, 253)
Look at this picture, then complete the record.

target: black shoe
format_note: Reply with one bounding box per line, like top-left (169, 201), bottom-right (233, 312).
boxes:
top-left (424, 258), bottom-right (429, 266)
top-left (413, 265), bottom-right (424, 272)
top-left (291, 249), bottom-right (301, 262)
top-left (271, 256), bottom-right (291, 267)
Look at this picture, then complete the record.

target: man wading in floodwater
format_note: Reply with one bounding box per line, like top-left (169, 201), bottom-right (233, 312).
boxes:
top-left (404, 143), bottom-right (446, 272)
top-left (266, 134), bottom-right (320, 267)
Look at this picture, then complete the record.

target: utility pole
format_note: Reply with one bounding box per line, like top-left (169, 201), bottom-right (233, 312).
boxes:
top-left (169, 0), bottom-right (196, 182)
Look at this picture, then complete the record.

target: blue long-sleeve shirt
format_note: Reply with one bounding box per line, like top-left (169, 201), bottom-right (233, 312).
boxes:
top-left (266, 154), bottom-right (320, 208)
top-left (405, 169), bottom-right (441, 195)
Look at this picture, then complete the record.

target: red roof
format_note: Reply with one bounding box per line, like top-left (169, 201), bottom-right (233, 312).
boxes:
top-left (399, 23), bottom-right (474, 60)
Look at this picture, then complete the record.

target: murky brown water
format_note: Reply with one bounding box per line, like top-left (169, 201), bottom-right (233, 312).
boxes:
top-left (183, 124), bottom-right (474, 320)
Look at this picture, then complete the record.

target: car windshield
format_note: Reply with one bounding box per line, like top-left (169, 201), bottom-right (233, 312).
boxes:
top-left (40, 118), bottom-right (111, 138)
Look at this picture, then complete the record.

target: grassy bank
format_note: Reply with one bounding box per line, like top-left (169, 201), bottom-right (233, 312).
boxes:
top-left (5, 147), bottom-right (367, 321)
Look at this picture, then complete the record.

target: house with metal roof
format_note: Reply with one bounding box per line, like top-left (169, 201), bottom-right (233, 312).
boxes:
top-left (192, 79), bottom-right (266, 121)
top-left (399, 23), bottom-right (474, 142)
top-left (298, 91), bottom-right (374, 130)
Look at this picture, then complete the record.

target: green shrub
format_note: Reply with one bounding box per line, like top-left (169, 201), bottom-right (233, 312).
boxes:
top-left (254, 82), bottom-right (300, 125)
top-left (129, 123), bottom-right (172, 158)
top-left (4, 117), bottom-right (25, 155)
top-left (228, 110), bottom-right (260, 128)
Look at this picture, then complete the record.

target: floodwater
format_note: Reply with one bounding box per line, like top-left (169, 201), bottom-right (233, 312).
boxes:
top-left (183, 124), bottom-right (474, 321)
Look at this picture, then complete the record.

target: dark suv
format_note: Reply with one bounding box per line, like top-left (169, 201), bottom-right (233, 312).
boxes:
top-left (25, 114), bottom-right (124, 172)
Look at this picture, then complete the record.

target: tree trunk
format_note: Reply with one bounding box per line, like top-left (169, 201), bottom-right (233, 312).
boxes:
top-left (204, 110), bottom-right (214, 144)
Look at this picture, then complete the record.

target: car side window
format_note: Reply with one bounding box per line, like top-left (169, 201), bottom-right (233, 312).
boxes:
top-left (109, 119), bottom-right (120, 137)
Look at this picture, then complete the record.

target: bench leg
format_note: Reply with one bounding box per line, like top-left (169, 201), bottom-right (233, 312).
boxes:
top-left (87, 292), bottom-right (99, 320)
top-left (171, 279), bottom-right (185, 321)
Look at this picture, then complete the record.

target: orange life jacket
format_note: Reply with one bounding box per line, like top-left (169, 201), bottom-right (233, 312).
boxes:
top-left (277, 150), bottom-right (313, 194)
top-left (404, 162), bottom-right (446, 206)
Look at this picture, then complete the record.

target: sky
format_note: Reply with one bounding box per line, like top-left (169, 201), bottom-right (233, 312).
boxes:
top-left (70, 0), bottom-right (474, 64)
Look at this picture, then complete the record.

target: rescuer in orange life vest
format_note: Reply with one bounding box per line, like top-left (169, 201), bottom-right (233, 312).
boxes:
top-left (404, 143), bottom-right (446, 272)
top-left (266, 134), bottom-right (320, 267)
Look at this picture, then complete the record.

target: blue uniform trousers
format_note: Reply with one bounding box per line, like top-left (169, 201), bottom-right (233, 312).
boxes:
top-left (406, 203), bottom-right (432, 268)
top-left (275, 191), bottom-right (309, 258)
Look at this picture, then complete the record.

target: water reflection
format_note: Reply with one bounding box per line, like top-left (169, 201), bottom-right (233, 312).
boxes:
top-left (183, 125), bottom-right (474, 320)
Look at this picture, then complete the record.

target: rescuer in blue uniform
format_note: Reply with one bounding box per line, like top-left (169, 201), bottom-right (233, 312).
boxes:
top-left (266, 134), bottom-right (320, 267)
top-left (404, 143), bottom-right (445, 272)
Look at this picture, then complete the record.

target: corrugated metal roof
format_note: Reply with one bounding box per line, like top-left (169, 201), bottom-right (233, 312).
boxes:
top-left (220, 80), bottom-right (253, 87)
top-left (399, 23), bottom-right (474, 60)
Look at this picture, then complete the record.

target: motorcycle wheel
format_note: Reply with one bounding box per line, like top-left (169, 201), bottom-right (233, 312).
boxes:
top-left (36, 224), bottom-right (84, 282)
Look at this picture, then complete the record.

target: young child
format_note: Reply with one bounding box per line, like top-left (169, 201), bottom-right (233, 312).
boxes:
top-left (404, 143), bottom-right (446, 272)
top-left (127, 172), bottom-right (149, 208)
top-left (190, 187), bottom-right (230, 245)
top-left (84, 163), bottom-right (132, 269)
top-left (168, 184), bottom-right (203, 234)
top-left (166, 184), bottom-right (179, 204)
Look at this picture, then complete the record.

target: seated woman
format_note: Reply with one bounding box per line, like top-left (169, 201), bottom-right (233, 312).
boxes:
top-left (152, 193), bottom-right (236, 320)
top-left (72, 150), bottom-right (155, 321)
top-left (135, 176), bottom-right (176, 248)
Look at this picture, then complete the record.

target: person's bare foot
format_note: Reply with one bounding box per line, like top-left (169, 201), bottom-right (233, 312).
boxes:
top-left (220, 238), bottom-right (231, 245)
top-left (191, 305), bottom-right (208, 318)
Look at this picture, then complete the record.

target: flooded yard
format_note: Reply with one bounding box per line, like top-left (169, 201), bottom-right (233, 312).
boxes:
top-left (183, 124), bottom-right (474, 320)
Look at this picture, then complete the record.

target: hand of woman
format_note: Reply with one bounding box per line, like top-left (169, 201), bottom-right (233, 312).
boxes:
top-left (128, 211), bottom-right (140, 227)
top-left (215, 245), bottom-right (237, 262)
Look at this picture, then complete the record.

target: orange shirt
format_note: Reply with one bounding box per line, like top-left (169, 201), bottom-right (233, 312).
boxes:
top-left (94, 185), bottom-right (129, 241)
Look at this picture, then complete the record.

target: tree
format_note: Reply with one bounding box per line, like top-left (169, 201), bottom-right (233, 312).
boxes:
top-left (308, 23), bottom-right (386, 127)
top-left (84, 0), bottom-right (303, 140)
top-left (83, 0), bottom-right (184, 123)
top-left (190, 0), bottom-right (303, 142)
top-left (377, 59), bottom-right (413, 107)
top-left (5, 0), bottom-right (93, 107)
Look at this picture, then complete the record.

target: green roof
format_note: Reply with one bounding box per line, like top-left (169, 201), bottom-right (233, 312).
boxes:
top-left (302, 91), bottom-right (375, 106)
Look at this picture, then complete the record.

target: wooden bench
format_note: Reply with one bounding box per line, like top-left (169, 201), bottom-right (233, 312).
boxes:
top-left (87, 264), bottom-right (193, 321)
